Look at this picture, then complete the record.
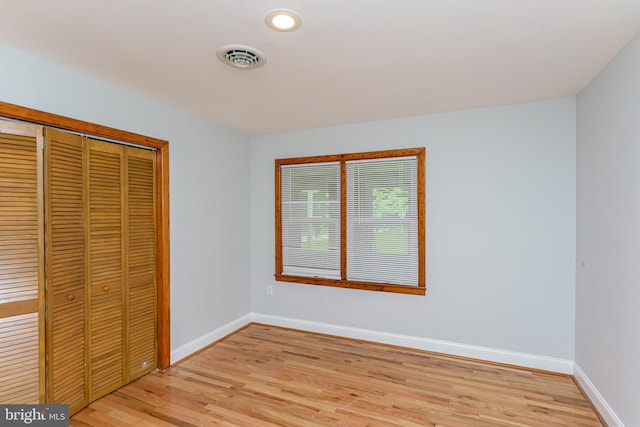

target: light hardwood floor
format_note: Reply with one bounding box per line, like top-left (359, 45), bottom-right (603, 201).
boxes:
top-left (71, 324), bottom-right (603, 426)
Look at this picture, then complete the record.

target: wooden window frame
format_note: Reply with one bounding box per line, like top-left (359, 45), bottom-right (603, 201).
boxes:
top-left (0, 101), bottom-right (171, 370)
top-left (275, 147), bottom-right (426, 295)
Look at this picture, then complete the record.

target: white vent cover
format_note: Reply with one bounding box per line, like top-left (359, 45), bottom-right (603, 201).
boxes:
top-left (216, 44), bottom-right (266, 70)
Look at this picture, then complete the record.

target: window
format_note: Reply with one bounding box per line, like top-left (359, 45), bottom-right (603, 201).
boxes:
top-left (280, 162), bottom-right (341, 279)
top-left (275, 148), bottom-right (425, 295)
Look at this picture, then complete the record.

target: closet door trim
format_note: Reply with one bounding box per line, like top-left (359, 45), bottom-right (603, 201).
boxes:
top-left (0, 101), bottom-right (170, 370)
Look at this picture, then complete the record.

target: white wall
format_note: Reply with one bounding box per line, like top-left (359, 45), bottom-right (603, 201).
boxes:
top-left (576, 32), bottom-right (640, 426)
top-left (0, 44), bottom-right (252, 353)
top-left (251, 98), bottom-right (576, 359)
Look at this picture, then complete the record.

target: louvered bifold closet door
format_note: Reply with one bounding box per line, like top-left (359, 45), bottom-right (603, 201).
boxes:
top-left (87, 139), bottom-right (125, 401)
top-left (125, 147), bottom-right (157, 381)
top-left (0, 120), bottom-right (44, 403)
top-left (44, 129), bottom-right (87, 413)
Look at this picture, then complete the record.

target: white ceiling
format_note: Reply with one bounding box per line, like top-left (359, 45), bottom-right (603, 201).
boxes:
top-left (0, 1), bottom-right (639, 135)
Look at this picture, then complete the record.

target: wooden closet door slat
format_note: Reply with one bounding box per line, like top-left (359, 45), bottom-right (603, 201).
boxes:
top-left (126, 147), bottom-right (157, 381)
top-left (0, 121), bottom-right (44, 403)
top-left (45, 128), bottom-right (87, 413)
top-left (0, 313), bottom-right (39, 402)
top-left (87, 139), bottom-right (124, 401)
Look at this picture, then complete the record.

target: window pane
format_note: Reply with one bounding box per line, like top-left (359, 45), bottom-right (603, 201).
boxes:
top-left (281, 162), bottom-right (340, 278)
top-left (346, 157), bottom-right (418, 285)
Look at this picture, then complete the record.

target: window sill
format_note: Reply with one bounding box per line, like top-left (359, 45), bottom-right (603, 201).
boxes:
top-left (274, 274), bottom-right (426, 295)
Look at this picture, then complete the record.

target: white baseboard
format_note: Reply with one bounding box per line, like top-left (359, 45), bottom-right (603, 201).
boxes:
top-left (573, 363), bottom-right (625, 427)
top-left (171, 314), bottom-right (623, 422)
top-left (170, 313), bottom-right (252, 364)
top-left (250, 313), bottom-right (574, 374)
top-left (170, 312), bottom-right (574, 372)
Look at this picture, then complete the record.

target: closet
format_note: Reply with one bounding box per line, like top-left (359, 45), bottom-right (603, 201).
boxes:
top-left (0, 114), bottom-right (164, 415)
top-left (0, 121), bottom-right (44, 404)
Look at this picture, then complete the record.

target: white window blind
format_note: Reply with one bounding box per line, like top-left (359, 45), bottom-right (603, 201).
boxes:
top-left (346, 156), bottom-right (419, 286)
top-left (280, 162), bottom-right (341, 279)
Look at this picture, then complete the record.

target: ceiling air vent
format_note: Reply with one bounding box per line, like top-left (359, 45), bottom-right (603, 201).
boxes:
top-left (216, 44), bottom-right (266, 70)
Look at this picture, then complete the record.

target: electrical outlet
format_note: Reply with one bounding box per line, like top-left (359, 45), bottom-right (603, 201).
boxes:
top-left (266, 285), bottom-right (274, 296)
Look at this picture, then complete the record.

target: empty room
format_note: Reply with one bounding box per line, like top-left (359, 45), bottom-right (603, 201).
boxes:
top-left (0, 1), bottom-right (638, 426)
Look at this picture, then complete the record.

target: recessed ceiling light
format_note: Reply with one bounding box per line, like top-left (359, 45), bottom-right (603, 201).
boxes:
top-left (265, 9), bottom-right (301, 32)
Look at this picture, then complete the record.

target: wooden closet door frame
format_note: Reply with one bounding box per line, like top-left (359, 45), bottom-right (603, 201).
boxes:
top-left (0, 101), bottom-right (171, 370)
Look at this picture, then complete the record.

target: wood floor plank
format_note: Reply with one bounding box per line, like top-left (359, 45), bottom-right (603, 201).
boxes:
top-left (71, 324), bottom-right (603, 426)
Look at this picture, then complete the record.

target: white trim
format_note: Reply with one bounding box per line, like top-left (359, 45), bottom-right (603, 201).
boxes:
top-left (170, 314), bottom-right (624, 422)
top-left (170, 314), bottom-right (252, 364)
top-left (171, 312), bottom-right (573, 373)
top-left (250, 313), bottom-right (574, 374)
top-left (573, 363), bottom-right (625, 427)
